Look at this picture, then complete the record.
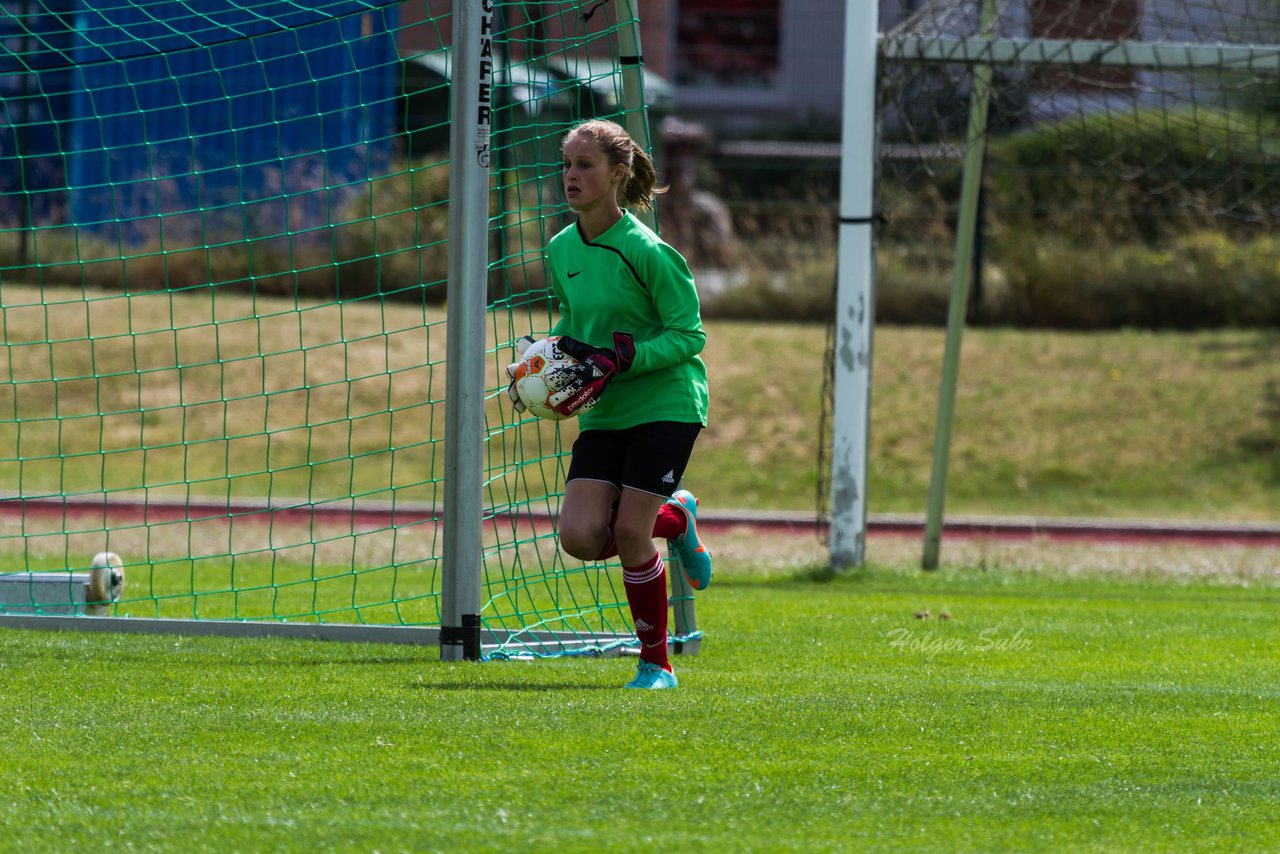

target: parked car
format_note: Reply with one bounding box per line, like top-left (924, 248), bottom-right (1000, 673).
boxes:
top-left (398, 48), bottom-right (672, 160)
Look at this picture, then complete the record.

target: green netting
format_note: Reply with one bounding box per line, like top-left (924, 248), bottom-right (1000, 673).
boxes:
top-left (0, 1), bottom-right (688, 657)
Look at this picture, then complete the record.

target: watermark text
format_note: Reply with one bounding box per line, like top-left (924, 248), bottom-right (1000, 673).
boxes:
top-left (885, 626), bottom-right (1032, 658)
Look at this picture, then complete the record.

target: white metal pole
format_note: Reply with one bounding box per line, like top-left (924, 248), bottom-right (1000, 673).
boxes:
top-left (829, 0), bottom-right (880, 569)
top-left (441, 0), bottom-right (494, 661)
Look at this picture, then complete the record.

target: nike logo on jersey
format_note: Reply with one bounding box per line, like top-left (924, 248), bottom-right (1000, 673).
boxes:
top-left (567, 270), bottom-right (584, 278)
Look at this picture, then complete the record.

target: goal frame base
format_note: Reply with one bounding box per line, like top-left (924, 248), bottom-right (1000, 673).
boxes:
top-left (0, 613), bottom-right (700, 660)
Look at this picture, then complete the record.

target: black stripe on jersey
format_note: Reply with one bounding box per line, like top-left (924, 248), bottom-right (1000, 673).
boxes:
top-left (577, 222), bottom-right (647, 291)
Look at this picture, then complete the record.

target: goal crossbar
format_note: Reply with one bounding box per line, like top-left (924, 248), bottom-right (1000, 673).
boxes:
top-left (883, 36), bottom-right (1280, 72)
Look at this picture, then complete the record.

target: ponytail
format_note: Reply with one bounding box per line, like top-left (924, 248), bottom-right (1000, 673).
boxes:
top-left (563, 119), bottom-right (667, 211)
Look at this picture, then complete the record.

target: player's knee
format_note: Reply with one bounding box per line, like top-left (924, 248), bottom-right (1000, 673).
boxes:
top-left (557, 520), bottom-right (601, 561)
top-left (612, 516), bottom-right (654, 557)
top-left (559, 537), bottom-right (596, 562)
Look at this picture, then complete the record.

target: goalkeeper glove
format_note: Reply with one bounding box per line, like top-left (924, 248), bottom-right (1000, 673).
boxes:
top-left (504, 335), bottom-right (535, 413)
top-left (549, 332), bottom-right (636, 417)
top-left (556, 332), bottom-right (636, 376)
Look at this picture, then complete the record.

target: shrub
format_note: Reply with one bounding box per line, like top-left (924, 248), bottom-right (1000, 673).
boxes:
top-left (982, 105), bottom-right (1280, 243)
top-left (994, 230), bottom-right (1280, 329)
top-left (0, 160), bottom-right (550, 307)
top-left (700, 256), bottom-right (835, 322)
top-left (861, 104), bottom-right (1280, 328)
top-left (702, 227), bottom-right (1280, 329)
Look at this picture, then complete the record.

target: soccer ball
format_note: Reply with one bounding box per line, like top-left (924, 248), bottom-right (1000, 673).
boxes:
top-left (511, 336), bottom-right (580, 421)
top-left (86, 551), bottom-right (125, 614)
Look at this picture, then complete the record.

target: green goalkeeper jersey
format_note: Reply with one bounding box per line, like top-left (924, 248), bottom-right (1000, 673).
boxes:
top-left (547, 211), bottom-right (710, 431)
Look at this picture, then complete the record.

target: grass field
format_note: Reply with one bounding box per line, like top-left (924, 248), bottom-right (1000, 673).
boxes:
top-left (4, 546), bottom-right (1279, 852)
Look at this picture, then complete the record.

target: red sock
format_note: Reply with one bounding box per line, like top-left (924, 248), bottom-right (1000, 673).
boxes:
top-left (623, 552), bottom-right (670, 670)
top-left (651, 502), bottom-right (687, 541)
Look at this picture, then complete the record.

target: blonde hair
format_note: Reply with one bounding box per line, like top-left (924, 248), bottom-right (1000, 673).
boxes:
top-left (562, 119), bottom-right (666, 211)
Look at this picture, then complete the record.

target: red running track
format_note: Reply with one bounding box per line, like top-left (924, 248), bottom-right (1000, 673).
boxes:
top-left (2, 495), bottom-right (1278, 548)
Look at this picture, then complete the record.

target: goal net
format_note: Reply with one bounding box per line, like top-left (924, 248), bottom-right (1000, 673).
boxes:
top-left (827, 1), bottom-right (1280, 567)
top-left (876, 0), bottom-right (1280, 328)
top-left (0, 1), bottom-right (685, 658)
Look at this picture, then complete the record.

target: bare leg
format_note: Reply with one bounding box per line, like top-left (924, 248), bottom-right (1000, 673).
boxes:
top-left (559, 480), bottom-right (668, 565)
top-left (557, 478), bottom-right (621, 561)
top-left (611, 488), bottom-right (668, 567)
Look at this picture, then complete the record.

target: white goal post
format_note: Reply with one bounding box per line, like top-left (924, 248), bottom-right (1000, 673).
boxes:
top-left (830, 0), bottom-right (881, 569)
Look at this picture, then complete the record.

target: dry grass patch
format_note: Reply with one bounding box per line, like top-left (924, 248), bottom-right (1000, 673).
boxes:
top-left (2, 283), bottom-right (1278, 521)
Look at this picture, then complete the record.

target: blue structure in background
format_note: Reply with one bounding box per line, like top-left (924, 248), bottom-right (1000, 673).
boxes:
top-left (1, 1), bottom-right (400, 243)
top-left (0, 0), bottom-right (75, 228)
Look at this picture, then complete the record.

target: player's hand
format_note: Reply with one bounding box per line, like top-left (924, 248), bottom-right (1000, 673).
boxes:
top-left (556, 332), bottom-right (636, 376)
top-left (505, 335), bottom-right (535, 413)
top-left (548, 332), bottom-right (636, 417)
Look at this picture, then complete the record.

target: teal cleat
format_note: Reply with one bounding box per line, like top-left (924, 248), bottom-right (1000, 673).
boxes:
top-left (666, 489), bottom-right (712, 590)
top-left (625, 660), bottom-right (678, 689)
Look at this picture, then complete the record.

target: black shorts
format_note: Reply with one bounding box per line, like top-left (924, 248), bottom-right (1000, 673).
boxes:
top-left (566, 421), bottom-right (702, 498)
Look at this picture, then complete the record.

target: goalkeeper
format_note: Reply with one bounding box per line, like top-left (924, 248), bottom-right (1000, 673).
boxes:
top-left (509, 119), bottom-right (711, 690)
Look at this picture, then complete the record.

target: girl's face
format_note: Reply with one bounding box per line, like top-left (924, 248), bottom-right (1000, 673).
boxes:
top-left (562, 134), bottom-right (625, 215)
